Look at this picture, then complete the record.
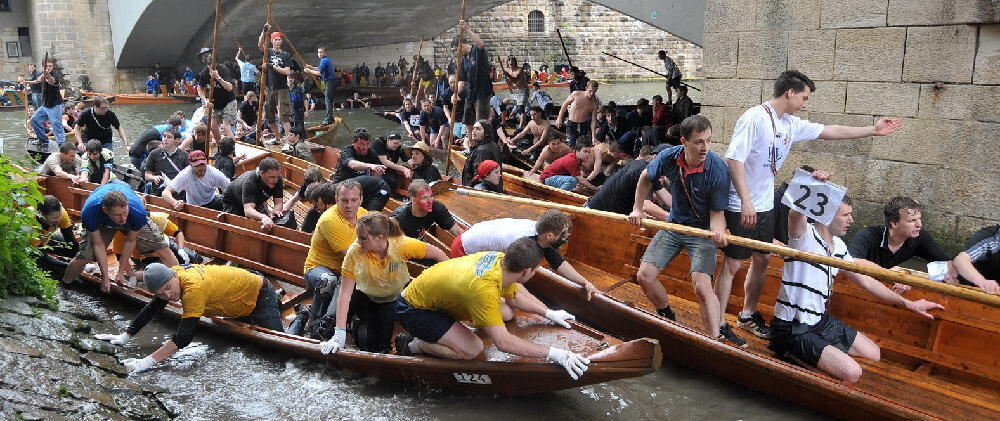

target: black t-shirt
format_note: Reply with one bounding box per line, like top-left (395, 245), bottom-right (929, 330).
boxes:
top-left (143, 147), bottom-right (189, 180)
top-left (333, 144), bottom-right (382, 182)
top-left (40, 73), bottom-right (63, 108)
top-left (222, 170), bottom-right (284, 216)
top-left (964, 225), bottom-right (1000, 282)
top-left (265, 48), bottom-right (297, 90)
top-left (847, 225), bottom-right (951, 269)
top-left (398, 107), bottom-right (421, 132)
top-left (213, 154), bottom-right (236, 179)
top-left (419, 106), bottom-right (447, 128)
top-left (587, 160), bottom-right (661, 215)
top-left (371, 139), bottom-right (403, 164)
top-left (27, 69), bottom-right (42, 93)
top-left (239, 100), bottom-right (258, 126)
top-left (529, 235), bottom-right (565, 271)
top-left (199, 65), bottom-right (236, 109)
top-left (412, 164), bottom-right (441, 183)
top-left (391, 200), bottom-right (456, 238)
top-left (131, 126), bottom-right (162, 159)
top-left (76, 108), bottom-right (121, 143)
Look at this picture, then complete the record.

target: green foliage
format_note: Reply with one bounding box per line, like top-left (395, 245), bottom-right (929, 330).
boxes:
top-left (0, 155), bottom-right (56, 303)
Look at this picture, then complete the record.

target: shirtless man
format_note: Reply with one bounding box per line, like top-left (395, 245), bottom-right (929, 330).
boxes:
top-left (498, 106), bottom-right (553, 154)
top-left (498, 56), bottom-right (530, 128)
top-left (584, 138), bottom-right (617, 187)
top-left (526, 136), bottom-right (572, 177)
top-left (555, 80), bottom-right (600, 147)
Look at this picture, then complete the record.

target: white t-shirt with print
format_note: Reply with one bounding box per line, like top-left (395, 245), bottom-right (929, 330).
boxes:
top-left (168, 165), bottom-right (230, 206)
top-left (725, 102), bottom-right (824, 212)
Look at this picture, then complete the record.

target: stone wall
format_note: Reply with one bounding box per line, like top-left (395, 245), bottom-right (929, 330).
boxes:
top-left (0, 0), bottom-right (35, 80)
top-left (27, 0), bottom-right (116, 92)
top-left (701, 0), bottom-right (1000, 253)
top-left (431, 0), bottom-right (703, 80)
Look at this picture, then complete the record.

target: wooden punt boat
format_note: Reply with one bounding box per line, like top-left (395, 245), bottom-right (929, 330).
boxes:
top-left (1, 90), bottom-right (28, 111)
top-left (302, 117), bottom-right (343, 147)
top-left (413, 186), bottom-right (999, 420)
top-left (493, 81), bottom-right (570, 91)
top-left (37, 175), bottom-right (661, 396)
top-left (81, 91), bottom-right (197, 105)
top-left (450, 148), bottom-right (587, 206)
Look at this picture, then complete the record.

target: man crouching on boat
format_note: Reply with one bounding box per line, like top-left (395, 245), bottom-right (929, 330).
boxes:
top-left (94, 263), bottom-right (284, 374)
top-left (772, 190), bottom-right (942, 383)
top-left (394, 238), bottom-right (591, 380)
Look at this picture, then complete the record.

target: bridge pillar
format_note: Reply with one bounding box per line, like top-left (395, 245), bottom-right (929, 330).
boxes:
top-left (29, 0), bottom-right (116, 92)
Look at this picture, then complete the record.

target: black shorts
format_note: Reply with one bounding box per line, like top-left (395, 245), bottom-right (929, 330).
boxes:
top-left (768, 314), bottom-right (858, 367)
top-left (394, 296), bottom-right (455, 343)
top-left (722, 209), bottom-right (775, 259)
top-left (667, 76), bottom-right (681, 89)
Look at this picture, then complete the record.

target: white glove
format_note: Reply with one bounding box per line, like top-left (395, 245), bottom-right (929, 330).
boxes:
top-left (123, 356), bottom-right (157, 374)
top-left (320, 328), bottom-right (347, 355)
top-left (94, 332), bottom-right (131, 346)
top-left (177, 249), bottom-right (190, 265)
top-left (547, 346), bottom-right (590, 380)
top-left (544, 309), bottom-right (576, 329)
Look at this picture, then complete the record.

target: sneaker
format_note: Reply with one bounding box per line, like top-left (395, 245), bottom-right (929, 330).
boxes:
top-left (394, 332), bottom-right (414, 356)
top-left (656, 306), bottom-right (676, 321)
top-left (738, 312), bottom-right (773, 339)
top-left (718, 324), bottom-right (748, 348)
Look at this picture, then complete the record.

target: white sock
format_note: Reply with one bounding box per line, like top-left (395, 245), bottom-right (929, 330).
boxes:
top-left (408, 338), bottom-right (422, 354)
top-left (739, 311), bottom-right (753, 319)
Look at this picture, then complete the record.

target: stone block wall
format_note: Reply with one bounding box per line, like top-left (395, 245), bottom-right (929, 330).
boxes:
top-left (431, 0), bottom-right (703, 80)
top-left (702, 0), bottom-right (1000, 253)
top-left (28, 0), bottom-right (116, 93)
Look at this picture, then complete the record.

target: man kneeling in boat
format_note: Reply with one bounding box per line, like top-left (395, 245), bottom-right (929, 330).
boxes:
top-left (394, 238), bottom-right (591, 380)
top-left (627, 116), bottom-right (739, 345)
top-left (94, 263), bottom-right (284, 374)
top-left (320, 213), bottom-right (448, 354)
top-left (773, 190), bottom-right (942, 383)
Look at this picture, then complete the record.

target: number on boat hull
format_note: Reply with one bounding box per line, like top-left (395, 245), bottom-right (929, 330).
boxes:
top-left (453, 372), bottom-right (493, 385)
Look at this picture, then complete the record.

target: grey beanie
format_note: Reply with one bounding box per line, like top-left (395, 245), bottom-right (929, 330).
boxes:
top-left (143, 263), bottom-right (174, 293)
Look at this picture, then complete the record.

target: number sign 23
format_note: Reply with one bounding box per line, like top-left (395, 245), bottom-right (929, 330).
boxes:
top-left (780, 168), bottom-right (848, 226)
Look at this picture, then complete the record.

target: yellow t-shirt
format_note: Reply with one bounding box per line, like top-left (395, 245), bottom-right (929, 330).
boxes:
top-left (303, 205), bottom-right (368, 273)
top-left (342, 236), bottom-right (427, 303)
top-left (176, 264), bottom-right (262, 319)
top-left (402, 252), bottom-right (518, 327)
top-left (32, 207), bottom-right (72, 247)
top-left (111, 212), bottom-right (178, 258)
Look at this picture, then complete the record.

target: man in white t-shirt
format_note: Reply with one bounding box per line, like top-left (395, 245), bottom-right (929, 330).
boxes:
top-left (161, 150), bottom-right (230, 211)
top-left (719, 70), bottom-right (902, 341)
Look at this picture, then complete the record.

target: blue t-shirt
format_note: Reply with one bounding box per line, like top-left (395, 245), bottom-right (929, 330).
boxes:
top-left (647, 145), bottom-right (730, 229)
top-left (319, 56), bottom-right (336, 82)
top-left (81, 184), bottom-right (148, 232)
top-left (183, 70), bottom-right (195, 82)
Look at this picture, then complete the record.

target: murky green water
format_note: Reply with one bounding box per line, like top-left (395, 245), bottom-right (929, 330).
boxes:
top-left (5, 81), bottom-right (827, 420)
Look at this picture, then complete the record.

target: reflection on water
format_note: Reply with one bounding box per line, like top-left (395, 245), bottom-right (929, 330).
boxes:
top-left (16, 82), bottom-right (824, 420)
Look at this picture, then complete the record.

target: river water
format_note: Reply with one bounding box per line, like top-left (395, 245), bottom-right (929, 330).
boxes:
top-left (3, 81), bottom-right (827, 420)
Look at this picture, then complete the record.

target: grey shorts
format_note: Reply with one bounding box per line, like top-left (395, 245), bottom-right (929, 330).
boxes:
top-left (264, 88), bottom-right (292, 122)
top-left (641, 230), bottom-right (718, 276)
top-left (77, 221), bottom-right (169, 261)
top-left (212, 100), bottom-right (238, 123)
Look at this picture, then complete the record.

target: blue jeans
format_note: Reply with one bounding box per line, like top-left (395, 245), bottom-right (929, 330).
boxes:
top-left (30, 93), bottom-right (42, 108)
top-left (31, 104), bottom-right (65, 144)
top-left (544, 175), bottom-right (578, 191)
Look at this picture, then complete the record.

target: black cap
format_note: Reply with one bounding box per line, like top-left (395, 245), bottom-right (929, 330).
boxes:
top-left (387, 132), bottom-right (402, 140)
top-left (197, 47), bottom-right (212, 56)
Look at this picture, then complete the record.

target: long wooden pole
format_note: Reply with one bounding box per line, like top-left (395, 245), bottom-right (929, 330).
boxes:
top-left (602, 51), bottom-right (701, 91)
top-left (266, 19), bottom-right (351, 134)
top-left (205, 0), bottom-right (222, 156)
top-left (443, 1), bottom-right (466, 180)
top-left (408, 38), bottom-right (424, 101)
top-left (455, 188), bottom-right (1000, 307)
top-left (555, 28), bottom-right (573, 69)
top-left (255, 0), bottom-right (272, 143)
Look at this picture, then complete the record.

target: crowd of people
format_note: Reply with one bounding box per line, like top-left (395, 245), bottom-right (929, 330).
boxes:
top-left (23, 20), bottom-right (998, 387)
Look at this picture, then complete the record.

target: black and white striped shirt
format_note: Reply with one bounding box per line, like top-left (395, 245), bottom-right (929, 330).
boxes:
top-left (775, 223), bottom-right (853, 326)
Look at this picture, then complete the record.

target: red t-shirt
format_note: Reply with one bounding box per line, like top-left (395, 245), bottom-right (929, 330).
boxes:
top-left (653, 103), bottom-right (670, 127)
top-left (540, 152), bottom-right (581, 182)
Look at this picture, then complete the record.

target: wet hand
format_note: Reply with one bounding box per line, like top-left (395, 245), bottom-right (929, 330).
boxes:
top-left (94, 332), bottom-right (130, 346)
top-left (123, 356), bottom-right (157, 374)
top-left (544, 309), bottom-right (576, 328)
top-left (320, 328), bottom-right (347, 354)
top-left (547, 347), bottom-right (590, 380)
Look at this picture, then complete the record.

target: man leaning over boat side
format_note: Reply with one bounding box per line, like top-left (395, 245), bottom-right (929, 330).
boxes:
top-left (63, 184), bottom-right (179, 293)
top-left (160, 150), bottom-right (230, 212)
top-left (94, 263), bottom-right (283, 374)
top-left (585, 144), bottom-right (671, 220)
top-left (221, 156), bottom-right (289, 231)
top-left (394, 238), bottom-right (591, 380)
top-left (771, 184), bottom-right (942, 383)
top-left (718, 70), bottom-right (902, 343)
top-left (951, 224), bottom-right (1000, 294)
top-left (626, 115), bottom-right (743, 346)
top-left (451, 210), bottom-right (600, 301)
top-left (302, 179), bottom-right (368, 338)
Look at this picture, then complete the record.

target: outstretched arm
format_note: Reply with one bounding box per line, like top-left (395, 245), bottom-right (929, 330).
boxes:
top-left (819, 118), bottom-right (902, 140)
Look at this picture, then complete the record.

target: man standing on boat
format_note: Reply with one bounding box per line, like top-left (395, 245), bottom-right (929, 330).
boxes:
top-left (258, 25), bottom-right (298, 137)
top-left (627, 116), bottom-right (741, 345)
top-left (773, 189), bottom-right (942, 383)
top-left (304, 47), bottom-right (337, 126)
top-left (718, 70), bottom-right (902, 342)
top-left (555, 80), bottom-right (600, 147)
top-left (303, 179), bottom-right (368, 338)
top-left (94, 262), bottom-right (283, 374)
top-left (25, 63), bottom-right (43, 108)
top-left (29, 60), bottom-right (66, 146)
top-left (657, 50), bottom-right (682, 104)
top-left (197, 47), bottom-right (238, 144)
top-left (394, 238), bottom-right (591, 380)
top-left (235, 48), bottom-right (259, 95)
top-left (453, 20), bottom-right (493, 125)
